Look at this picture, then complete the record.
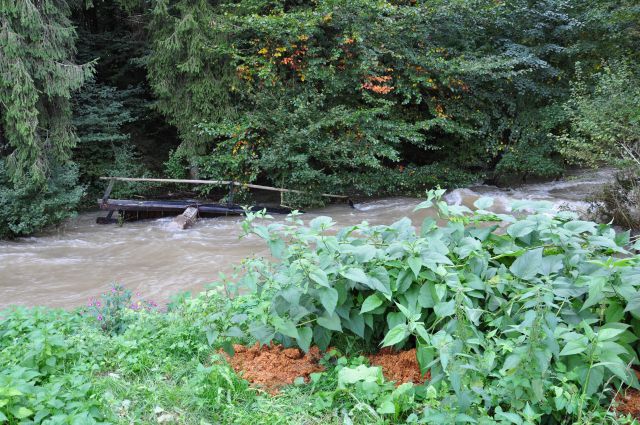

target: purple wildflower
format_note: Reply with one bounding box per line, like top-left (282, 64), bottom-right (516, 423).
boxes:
top-left (97, 315), bottom-right (103, 321)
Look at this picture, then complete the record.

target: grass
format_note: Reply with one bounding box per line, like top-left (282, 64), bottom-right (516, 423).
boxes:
top-left (94, 365), bottom-right (344, 424)
top-left (0, 294), bottom-right (399, 425)
top-left (1, 289), bottom-right (638, 424)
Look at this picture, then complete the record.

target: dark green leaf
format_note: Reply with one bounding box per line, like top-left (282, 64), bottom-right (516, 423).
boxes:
top-left (317, 312), bottom-right (342, 332)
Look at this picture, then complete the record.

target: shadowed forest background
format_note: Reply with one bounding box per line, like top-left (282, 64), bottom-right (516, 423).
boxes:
top-left (1, 0), bottom-right (639, 238)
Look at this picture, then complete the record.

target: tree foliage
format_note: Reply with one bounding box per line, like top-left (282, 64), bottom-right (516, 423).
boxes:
top-left (0, 0), bottom-right (92, 183)
top-left (0, 0), bottom-right (93, 237)
top-left (1, 0), bottom-right (639, 235)
top-left (559, 61), bottom-right (640, 170)
top-left (148, 0), bottom-right (590, 196)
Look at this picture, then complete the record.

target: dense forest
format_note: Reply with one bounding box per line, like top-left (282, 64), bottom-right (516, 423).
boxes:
top-left (1, 0), bottom-right (639, 237)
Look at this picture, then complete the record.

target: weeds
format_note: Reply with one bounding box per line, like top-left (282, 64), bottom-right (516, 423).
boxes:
top-left (1, 191), bottom-right (640, 423)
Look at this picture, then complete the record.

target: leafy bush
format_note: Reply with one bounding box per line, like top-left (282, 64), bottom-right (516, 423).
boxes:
top-left (0, 308), bottom-right (107, 424)
top-left (590, 170), bottom-right (640, 231)
top-left (2, 191), bottom-right (640, 423)
top-left (238, 189), bottom-right (640, 422)
top-left (147, 0), bottom-right (591, 198)
top-left (0, 161), bottom-right (84, 238)
top-left (559, 61), bottom-right (640, 230)
top-left (559, 61), bottom-right (640, 169)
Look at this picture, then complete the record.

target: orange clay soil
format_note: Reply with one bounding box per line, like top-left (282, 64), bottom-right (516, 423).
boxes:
top-left (368, 347), bottom-right (429, 385)
top-left (224, 343), bottom-right (324, 393)
top-left (616, 388), bottom-right (640, 419)
top-left (224, 344), bottom-right (427, 393)
top-left (614, 370), bottom-right (640, 420)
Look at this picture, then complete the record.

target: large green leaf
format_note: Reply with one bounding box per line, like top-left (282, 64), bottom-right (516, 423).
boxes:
top-left (309, 267), bottom-right (330, 287)
top-left (296, 326), bottom-right (313, 352)
top-left (559, 336), bottom-right (589, 356)
top-left (564, 220), bottom-right (597, 234)
top-left (408, 256), bottom-right (422, 277)
top-left (344, 310), bottom-right (365, 338)
top-left (361, 293), bottom-right (384, 313)
top-left (317, 312), bottom-right (342, 332)
top-left (317, 286), bottom-right (339, 315)
top-left (341, 267), bottom-right (369, 284)
top-left (11, 406), bottom-right (33, 420)
top-left (581, 277), bottom-right (606, 311)
top-left (396, 268), bottom-right (413, 293)
top-left (337, 365), bottom-right (383, 389)
top-left (455, 237), bottom-right (482, 259)
top-left (434, 300), bottom-right (455, 318)
top-left (382, 324), bottom-right (409, 347)
top-left (416, 343), bottom-right (435, 375)
top-left (509, 248), bottom-right (543, 280)
top-left (365, 267), bottom-right (392, 297)
top-left (313, 325), bottom-right (331, 351)
top-left (249, 323), bottom-right (275, 345)
top-left (349, 244), bottom-right (377, 263)
top-left (507, 220), bottom-right (537, 238)
top-left (274, 317), bottom-right (299, 339)
top-left (418, 283), bottom-right (435, 308)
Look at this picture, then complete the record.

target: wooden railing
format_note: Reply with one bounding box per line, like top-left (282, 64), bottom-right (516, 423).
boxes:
top-left (99, 176), bottom-right (348, 199)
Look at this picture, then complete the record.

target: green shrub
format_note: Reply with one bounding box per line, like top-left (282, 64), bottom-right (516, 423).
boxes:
top-left (0, 161), bottom-right (84, 238)
top-left (559, 61), bottom-right (640, 169)
top-left (0, 308), bottom-right (108, 424)
top-left (560, 61), bottom-right (640, 230)
top-left (2, 191), bottom-right (640, 423)
top-left (239, 189), bottom-right (640, 422)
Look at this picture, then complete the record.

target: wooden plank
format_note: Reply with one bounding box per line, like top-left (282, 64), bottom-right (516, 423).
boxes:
top-left (97, 199), bottom-right (294, 216)
top-left (101, 178), bottom-right (115, 205)
top-left (99, 177), bottom-right (233, 185)
top-left (98, 176), bottom-right (348, 199)
top-left (172, 206), bottom-right (199, 229)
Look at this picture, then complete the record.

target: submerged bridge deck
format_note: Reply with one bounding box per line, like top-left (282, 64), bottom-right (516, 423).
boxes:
top-left (96, 177), bottom-right (349, 224)
top-left (98, 198), bottom-right (292, 219)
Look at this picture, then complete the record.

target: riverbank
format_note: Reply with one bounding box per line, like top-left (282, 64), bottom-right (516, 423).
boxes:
top-left (0, 169), bottom-right (617, 309)
top-left (2, 188), bottom-right (640, 424)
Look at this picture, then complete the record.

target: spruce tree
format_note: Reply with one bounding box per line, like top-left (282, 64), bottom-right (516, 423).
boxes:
top-left (0, 0), bottom-right (93, 183)
top-left (0, 0), bottom-right (92, 237)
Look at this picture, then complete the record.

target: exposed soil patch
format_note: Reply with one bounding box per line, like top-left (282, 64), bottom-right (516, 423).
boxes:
top-left (614, 370), bottom-right (640, 420)
top-left (368, 348), bottom-right (429, 385)
top-left (224, 343), bottom-right (324, 393)
top-left (615, 388), bottom-right (640, 419)
top-left (224, 344), bottom-right (428, 393)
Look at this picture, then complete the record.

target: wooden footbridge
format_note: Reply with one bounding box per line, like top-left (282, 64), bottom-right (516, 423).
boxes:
top-left (97, 177), bottom-right (349, 228)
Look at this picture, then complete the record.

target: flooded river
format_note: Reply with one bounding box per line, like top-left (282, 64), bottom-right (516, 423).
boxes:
top-left (0, 168), bottom-right (615, 309)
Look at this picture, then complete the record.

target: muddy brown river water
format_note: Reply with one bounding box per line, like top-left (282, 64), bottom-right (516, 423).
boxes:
top-left (0, 168), bottom-right (615, 309)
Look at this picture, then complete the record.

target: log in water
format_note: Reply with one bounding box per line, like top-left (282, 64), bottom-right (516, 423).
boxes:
top-left (0, 168), bottom-right (615, 309)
